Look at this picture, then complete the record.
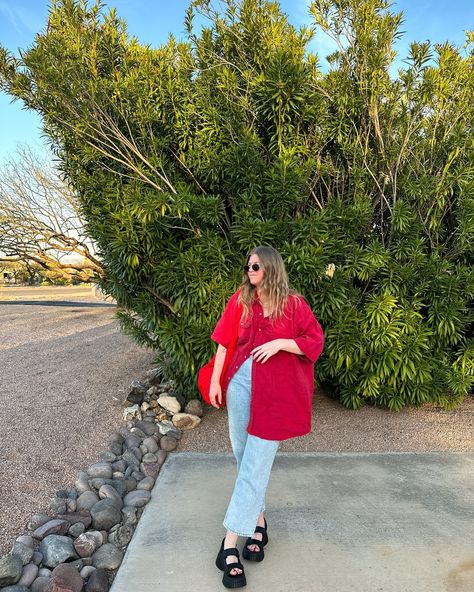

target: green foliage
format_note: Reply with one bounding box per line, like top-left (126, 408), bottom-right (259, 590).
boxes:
top-left (1, 0), bottom-right (472, 407)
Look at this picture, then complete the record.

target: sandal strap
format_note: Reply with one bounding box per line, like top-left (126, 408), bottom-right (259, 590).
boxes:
top-left (246, 537), bottom-right (262, 548)
top-left (225, 560), bottom-right (244, 573)
top-left (223, 547), bottom-right (240, 559)
top-left (254, 525), bottom-right (266, 535)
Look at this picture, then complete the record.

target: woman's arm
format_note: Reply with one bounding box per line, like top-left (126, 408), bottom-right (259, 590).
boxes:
top-left (209, 344), bottom-right (227, 407)
top-left (251, 339), bottom-right (303, 363)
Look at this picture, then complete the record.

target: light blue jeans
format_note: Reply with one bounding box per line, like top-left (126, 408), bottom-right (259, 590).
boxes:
top-left (223, 356), bottom-right (280, 537)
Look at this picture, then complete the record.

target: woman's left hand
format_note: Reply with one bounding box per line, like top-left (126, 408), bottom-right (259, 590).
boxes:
top-left (251, 339), bottom-right (283, 363)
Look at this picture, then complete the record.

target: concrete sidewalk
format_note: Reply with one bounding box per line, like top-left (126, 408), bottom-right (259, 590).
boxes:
top-left (111, 452), bottom-right (474, 592)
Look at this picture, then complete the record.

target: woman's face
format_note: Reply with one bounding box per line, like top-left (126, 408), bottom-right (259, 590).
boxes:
top-left (246, 254), bottom-right (264, 289)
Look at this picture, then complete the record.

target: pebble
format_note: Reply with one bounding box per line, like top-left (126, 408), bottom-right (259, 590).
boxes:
top-left (73, 532), bottom-right (100, 558)
top-left (98, 451), bottom-right (116, 463)
top-left (56, 512), bottom-right (92, 528)
top-left (68, 523), bottom-right (86, 538)
top-left (184, 399), bottom-right (204, 417)
top-left (18, 563), bottom-right (38, 587)
top-left (123, 490), bottom-right (151, 508)
top-left (121, 506), bottom-right (138, 526)
top-left (90, 499), bottom-right (122, 531)
top-left (11, 541), bottom-right (34, 565)
top-left (76, 491), bottom-right (100, 512)
top-left (159, 435), bottom-right (178, 451)
top-left (38, 568), bottom-right (52, 577)
top-left (31, 577), bottom-right (51, 592)
top-left (137, 476), bottom-right (155, 491)
top-left (87, 463), bottom-right (113, 479)
top-left (32, 552), bottom-right (43, 565)
top-left (84, 567), bottom-right (109, 592)
top-left (80, 565), bottom-right (96, 579)
top-left (142, 437), bottom-right (159, 454)
top-left (15, 536), bottom-right (34, 549)
top-left (135, 421), bottom-right (160, 436)
top-left (50, 563), bottom-right (83, 592)
top-left (28, 514), bottom-right (50, 531)
top-left (0, 554), bottom-right (23, 586)
top-left (49, 498), bottom-right (67, 514)
top-left (39, 535), bottom-right (78, 568)
top-left (123, 405), bottom-right (141, 421)
top-left (140, 461), bottom-right (161, 478)
top-left (124, 434), bottom-right (142, 449)
top-left (172, 413), bottom-right (201, 430)
top-left (157, 395), bottom-right (181, 414)
top-left (142, 452), bottom-right (158, 463)
top-left (91, 543), bottom-right (123, 570)
top-left (108, 523), bottom-right (134, 549)
top-left (98, 485), bottom-right (123, 509)
top-left (75, 471), bottom-right (91, 494)
top-left (0, 586), bottom-right (30, 592)
top-left (33, 519), bottom-right (70, 540)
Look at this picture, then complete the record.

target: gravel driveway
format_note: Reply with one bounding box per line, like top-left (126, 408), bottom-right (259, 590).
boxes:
top-left (0, 298), bottom-right (155, 555)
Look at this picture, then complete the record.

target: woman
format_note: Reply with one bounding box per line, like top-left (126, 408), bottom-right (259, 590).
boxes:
top-left (209, 246), bottom-right (324, 588)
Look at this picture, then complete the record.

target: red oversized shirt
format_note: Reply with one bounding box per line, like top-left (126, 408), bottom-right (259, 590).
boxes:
top-left (211, 291), bottom-right (324, 441)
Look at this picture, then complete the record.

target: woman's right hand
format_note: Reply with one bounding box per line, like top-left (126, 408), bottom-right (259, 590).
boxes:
top-left (209, 381), bottom-right (222, 408)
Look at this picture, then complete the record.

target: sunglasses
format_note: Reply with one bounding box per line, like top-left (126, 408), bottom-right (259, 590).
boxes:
top-left (243, 263), bottom-right (261, 273)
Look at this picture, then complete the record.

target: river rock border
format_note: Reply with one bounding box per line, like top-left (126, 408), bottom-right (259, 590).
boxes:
top-left (0, 367), bottom-right (204, 592)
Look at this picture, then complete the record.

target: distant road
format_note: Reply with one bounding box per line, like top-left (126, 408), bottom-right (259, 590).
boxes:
top-left (0, 285), bottom-right (110, 302)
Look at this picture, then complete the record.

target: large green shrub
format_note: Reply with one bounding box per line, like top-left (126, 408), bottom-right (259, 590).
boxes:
top-left (1, 0), bottom-right (472, 408)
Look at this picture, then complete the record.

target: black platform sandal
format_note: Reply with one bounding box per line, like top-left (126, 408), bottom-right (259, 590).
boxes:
top-left (242, 518), bottom-right (268, 562)
top-left (215, 538), bottom-right (247, 588)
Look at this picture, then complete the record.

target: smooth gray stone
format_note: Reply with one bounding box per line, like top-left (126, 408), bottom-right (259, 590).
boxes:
top-left (18, 562), bottom-right (38, 587)
top-left (91, 543), bottom-right (123, 570)
top-left (27, 513), bottom-right (50, 531)
top-left (69, 522), bottom-right (86, 538)
top-left (98, 451), bottom-right (117, 463)
top-left (11, 541), bottom-right (34, 565)
top-left (49, 497), bottom-right (67, 514)
top-left (39, 534), bottom-right (78, 568)
top-left (84, 567), bottom-right (110, 592)
top-left (77, 491), bottom-right (100, 512)
top-left (142, 437), bottom-right (159, 454)
top-left (32, 551), bottom-right (43, 565)
top-left (0, 586), bottom-right (30, 592)
top-left (31, 577), bottom-right (51, 592)
top-left (87, 463), bottom-right (113, 479)
top-left (33, 519), bottom-right (70, 540)
top-left (0, 554), bottom-right (23, 586)
top-left (15, 536), bottom-right (34, 549)
top-left (137, 476), bottom-right (155, 491)
top-left (75, 471), bottom-right (91, 494)
top-left (98, 485), bottom-right (123, 509)
top-left (38, 568), bottom-right (52, 577)
top-left (90, 499), bottom-right (122, 531)
top-left (135, 421), bottom-right (159, 436)
top-left (123, 490), bottom-right (151, 508)
top-left (80, 565), bottom-right (96, 579)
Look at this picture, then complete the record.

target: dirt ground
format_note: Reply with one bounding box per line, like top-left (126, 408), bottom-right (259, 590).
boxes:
top-left (0, 291), bottom-right (472, 556)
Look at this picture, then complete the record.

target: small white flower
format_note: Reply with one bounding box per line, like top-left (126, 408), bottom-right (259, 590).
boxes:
top-left (325, 263), bottom-right (336, 278)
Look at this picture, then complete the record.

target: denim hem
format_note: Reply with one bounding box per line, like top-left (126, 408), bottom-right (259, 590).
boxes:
top-left (223, 521), bottom-right (255, 538)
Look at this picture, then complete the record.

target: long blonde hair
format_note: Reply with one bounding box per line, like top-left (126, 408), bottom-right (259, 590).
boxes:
top-left (238, 246), bottom-right (293, 320)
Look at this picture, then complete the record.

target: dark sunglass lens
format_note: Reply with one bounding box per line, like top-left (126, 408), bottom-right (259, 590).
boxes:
top-left (251, 263), bottom-right (260, 271)
top-left (243, 265), bottom-right (250, 272)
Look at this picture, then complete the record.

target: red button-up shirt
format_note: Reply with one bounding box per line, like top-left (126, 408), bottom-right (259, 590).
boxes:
top-left (211, 291), bottom-right (324, 441)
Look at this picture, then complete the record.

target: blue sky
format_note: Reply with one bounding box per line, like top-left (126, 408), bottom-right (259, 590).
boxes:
top-left (0, 0), bottom-right (473, 165)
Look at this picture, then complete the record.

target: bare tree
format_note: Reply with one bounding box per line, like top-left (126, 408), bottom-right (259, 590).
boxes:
top-left (0, 146), bottom-right (104, 283)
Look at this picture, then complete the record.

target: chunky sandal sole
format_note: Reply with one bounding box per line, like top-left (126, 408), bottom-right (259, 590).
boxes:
top-left (216, 540), bottom-right (247, 588)
top-left (242, 519), bottom-right (268, 562)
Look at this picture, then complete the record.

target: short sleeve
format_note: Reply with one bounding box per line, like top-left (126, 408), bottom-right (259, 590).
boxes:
top-left (292, 297), bottom-right (324, 363)
top-left (211, 290), bottom-right (241, 348)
